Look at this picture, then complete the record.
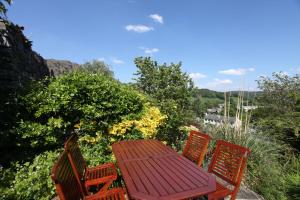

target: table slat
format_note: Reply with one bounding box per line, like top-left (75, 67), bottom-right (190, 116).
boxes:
top-left (112, 140), bottom-right (216, 200)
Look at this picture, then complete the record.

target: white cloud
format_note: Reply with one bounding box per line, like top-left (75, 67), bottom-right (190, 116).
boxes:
top-left (219, 68), bottom-right (246, 75)
top-left (145, 48), bottom-right (159, 54)
top-left (149, 14), bottom-right (164, 24)
top-left (189, 73), bottom-right (207, 80)
top-left (111, 58), bottom-right (124, 64)
top-left (97, 57), bottom-right (105, 61)
top-left (125, 25), bottom-right (154, 33)
top-left (202, 78), bottom-right (233, 91)
top-left (139, 47), bottom-right (159, 55)
top-left (218, 68), bottom-right (255, 75)
top-left (214, 78), bottom-right (233, 84)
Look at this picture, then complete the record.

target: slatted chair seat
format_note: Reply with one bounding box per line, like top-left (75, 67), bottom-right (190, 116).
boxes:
top-left (84, 188), bottom-right (125, 200)
top-left (64, 134), bottom-right (117, 194)
top-left (182, 130), bottom-right (211, 166)
top-left (210, 182), bottom-right (233, 198)
top-left (207, 140), bottom-right (250, 200)
top-left (51, 150), bottom-right (126, 200)
top-left (84, 163), bottom-right (116, 186)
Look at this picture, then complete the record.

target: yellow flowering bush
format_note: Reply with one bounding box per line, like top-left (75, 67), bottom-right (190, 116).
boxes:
top-left (79, 131), bottom-right (102, 144)
top-left (109, 103), bottom-right (167, 138)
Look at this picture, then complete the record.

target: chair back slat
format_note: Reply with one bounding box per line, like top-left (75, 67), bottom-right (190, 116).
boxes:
top-left (208, 140), bottom-right (250, 186)
top-left (51, 151), bottom-right (84, 200)
top-left (182, 130), bottom-right (211, 166)
top-left (64, 134), bottom-right (86, 179)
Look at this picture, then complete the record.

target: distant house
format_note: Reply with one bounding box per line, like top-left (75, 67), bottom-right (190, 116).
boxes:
top-left (242, 106), bottom-right (258, 112)
top-left (207, 107), bottom-right (222, 114)
top-left (207, 108), bottom-right (218, 114)
top-left (218, 103), bottom-right (224, 108)
top-left (204, 113), bottom-right (241, 129)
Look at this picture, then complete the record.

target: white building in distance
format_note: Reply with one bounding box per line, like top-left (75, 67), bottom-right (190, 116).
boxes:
top-left (204, 113), bottom-right (242, 129)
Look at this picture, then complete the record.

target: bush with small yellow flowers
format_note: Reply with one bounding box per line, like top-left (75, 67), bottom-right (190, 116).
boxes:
top-left (109, 103), bottom-right (167, 138)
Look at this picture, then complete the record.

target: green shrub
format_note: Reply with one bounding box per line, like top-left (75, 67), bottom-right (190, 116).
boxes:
top-left (3, 150), bottom-right (61, 200)
top-left (285, 155), bottom-right (300, 200)
top-left (18, 71), bottom-right (143, 150)
top-left (134, 57), bottom-right (194, 149)
top-left (80, 60), bottom-right (114, 77)
top-left (0, 166), bottom-right (15, 200)
top-left (79, 133), bottom-right (115, 167)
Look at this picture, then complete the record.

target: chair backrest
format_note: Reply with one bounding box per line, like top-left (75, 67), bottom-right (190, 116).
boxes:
top-left (64, 134), bottom-right (87, 180)
top-left (182, 130), bottom-right (212, 166)
top-left (51, 150), bottom-right (84, 200)
top-left (208, 140), bottom-right (250, 187)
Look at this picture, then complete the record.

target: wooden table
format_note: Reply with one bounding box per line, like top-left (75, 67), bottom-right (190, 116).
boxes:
top-left (112, 140), bottom-right (216, 200)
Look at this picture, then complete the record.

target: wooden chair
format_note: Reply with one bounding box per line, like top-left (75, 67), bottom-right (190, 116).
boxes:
top-left (51, 150), bottom-right (125, 200)
top-left (64, 134), bottom-right (117, 194)
top-left (207, 140), bottom-right (251, 200)
top-left (182, 130), bottom-right (211, 166)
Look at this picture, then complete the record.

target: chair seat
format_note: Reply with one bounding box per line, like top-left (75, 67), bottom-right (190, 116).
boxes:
top-left (84, 188), bottom-right (126, 200)
top-left (85, 163), bottom-right (117, 186)
top-left (208, 182), bottom-right (233, 199)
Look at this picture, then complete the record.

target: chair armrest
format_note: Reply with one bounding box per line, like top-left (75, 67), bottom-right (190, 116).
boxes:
top-left (87, 162), bottom-right (116, 171)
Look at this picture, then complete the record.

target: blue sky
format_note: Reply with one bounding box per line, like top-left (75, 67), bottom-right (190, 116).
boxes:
top-left (7, 0), bottom-right (300, 91)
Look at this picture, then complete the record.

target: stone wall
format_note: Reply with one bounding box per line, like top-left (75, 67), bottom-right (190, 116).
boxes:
top-left (0, 19), bottom-right (50, 90)
top-left (0, 19), bottom-right (80, 90)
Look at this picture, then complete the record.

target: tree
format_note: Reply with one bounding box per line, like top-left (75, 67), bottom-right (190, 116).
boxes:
top-left (80, 60), bottom-right (114, 77)
top-left (0, 0), bottom-right (12, 18)
top-left (134, 57), bottom-right (194, 149)
top-left (253, 72), bottom-right (300, 150)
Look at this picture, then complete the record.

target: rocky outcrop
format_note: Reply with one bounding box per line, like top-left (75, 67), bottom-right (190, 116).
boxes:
top-left (0, 19), bottom-right (50, 89)
top-left (0, 19), bottom-right (80, 90)
top-left (46, 59), bottom-right (79, 76)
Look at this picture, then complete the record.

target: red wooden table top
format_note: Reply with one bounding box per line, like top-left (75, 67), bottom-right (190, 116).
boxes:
top-left (112, 139), bottom-right (216, 200)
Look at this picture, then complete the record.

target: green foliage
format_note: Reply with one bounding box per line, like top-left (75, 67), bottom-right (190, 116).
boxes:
top-left (196, 88), bottom-right (225, 99)
top-left (80, 60), bottom-right (114, 77)
top-left (0, 166), bottom-right (15, 199)
top-left (134, 57), bottom-right (194, 149)
top-left (18, 71), bottom-right (143, 149)
top-left (79, 140), bottom-right (113, 167)
top-left (0, 0), bottom-right (12, 18)
top-left (253, 72), bottom-right (300, 150)
top-left (2, 150), bottom-right (61, 200)
top-left (16, 118), bottom-right (68, 148)
top-left (285, 155), bottom-right (300, 200)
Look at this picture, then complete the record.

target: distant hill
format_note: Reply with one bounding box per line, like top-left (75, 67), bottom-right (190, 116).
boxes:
top-left (194, 89), bottom-right (224, 99)
top-left (195, 88), bottom-right (260, 99)
top-left (192, 88), bottom-right (259, 117)
top-left (46, 59), bottom-right (80, 76)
